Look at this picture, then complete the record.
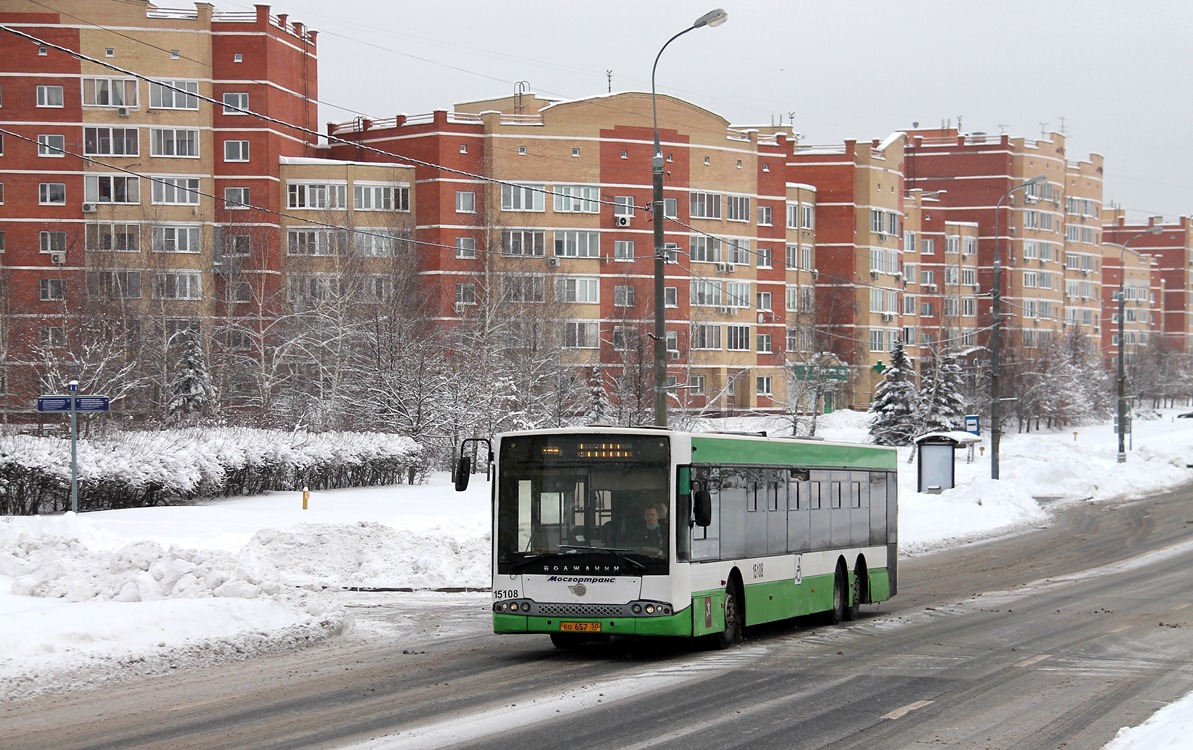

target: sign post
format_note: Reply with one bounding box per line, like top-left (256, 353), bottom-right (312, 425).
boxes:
top-left (69, 380), bottom-right (78, 514)
top-left (36, 384), bottom-right (110, 514)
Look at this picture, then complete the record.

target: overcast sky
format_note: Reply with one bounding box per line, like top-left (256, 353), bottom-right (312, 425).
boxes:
top-left (208, 0), bottom-right (1193, 221)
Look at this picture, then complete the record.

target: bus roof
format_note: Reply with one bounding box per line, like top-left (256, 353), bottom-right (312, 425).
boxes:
top-left (493, 427), bottom-right (897, 471)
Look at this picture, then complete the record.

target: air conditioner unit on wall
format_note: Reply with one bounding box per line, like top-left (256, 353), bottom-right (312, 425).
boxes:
top-left (547, 257), bottom-right (561, 267)
top-left (668, 351), bottom-right (680, 361)
top-left (870, 270), bottom-right (880, 280)
top-left (81, 202), bottom-right (97, 213)
top-left (116, 107), bottom-right (130, 117)
top-left (615, 215), bottom-right (631, 228)
top-left (716, 306), bottom-right (731, 315)
top-left (715, 262), bottom-right (730, 273)
top-left (50, 252), bottom-right (65, 265)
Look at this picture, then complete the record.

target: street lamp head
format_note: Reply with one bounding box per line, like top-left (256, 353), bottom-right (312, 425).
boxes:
top-left (693, 8), bottom-right (728, 28)
top-left (1144, 225), bottom-right (1163, 235)
top-left (1024, 174), bottom-right (1048, 186)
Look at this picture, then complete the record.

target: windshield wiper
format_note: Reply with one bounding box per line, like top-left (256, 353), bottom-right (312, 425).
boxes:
top-left (558, 544), bottom-right (646, 570)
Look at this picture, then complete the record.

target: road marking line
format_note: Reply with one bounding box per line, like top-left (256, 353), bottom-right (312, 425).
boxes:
top-left (1015, 653), bottom-right (1051, 668)
top-left (882, 699), bottom-right (934, 720)
top-left (1172, 603), bottom-right (1191, 611)
top-left (1109, 624), bottom-right (1132, 634)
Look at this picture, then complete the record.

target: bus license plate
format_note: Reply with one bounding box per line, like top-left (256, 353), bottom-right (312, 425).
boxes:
top-left (560, 622), bottom-right (601, 633)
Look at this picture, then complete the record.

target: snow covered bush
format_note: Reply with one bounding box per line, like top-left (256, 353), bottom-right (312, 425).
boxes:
top-left (0, 429), bottom-right (424, 515)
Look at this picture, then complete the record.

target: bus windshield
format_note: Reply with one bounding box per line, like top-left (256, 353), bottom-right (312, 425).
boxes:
top-left (495, 434), bottom-right (671, 575)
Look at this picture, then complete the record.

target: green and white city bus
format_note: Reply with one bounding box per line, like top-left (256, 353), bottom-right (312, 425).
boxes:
top-left (455, 427), bottom-right (897, 648)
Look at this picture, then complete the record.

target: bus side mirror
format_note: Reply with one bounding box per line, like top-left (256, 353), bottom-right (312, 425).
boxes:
top-left (454, 456), bottom-right (472, 492)
top-left (694, 489), bottom-right (712, 527)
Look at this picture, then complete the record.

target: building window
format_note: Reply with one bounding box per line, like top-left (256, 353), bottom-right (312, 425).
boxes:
top-left (688, 376), bottom-right (706, 395)
top-left (40, 278), bottom-right (66, 301)
top-left (153, 225), bottom-right (202, 253)
top-left (455, 191), bottom-right (476, 213)
top-left (554, 230), bottom-right (600, 258)
top-left (726, 195), bottom-right (751, 222)
top-left (150, 128), bottom-right (199, 157)
top-left (39, 183), bottom-right (66, 205)
top-left (287, 182), bottom-right (347, 209)
top-left (352, 229), bottom-right (395, 258)
top-left (355, 184), bottom-right (409, 211)
top-left (224, 140), bottom-right (250, 162)
top-left (86, 222), bottom-right (140, 252)
top-left (222, 92), bottom-right (249, 114)
top-left (287, 228), bottom-right (347, 256)
top-left (614, 285), bottom-right (635, 307)
top-left (152, 177), bottom-right (200, 205)
top-left (501, 183), bottom-right (544, 211)
top-left (84, 127), bottom-right (139, 156)
top-left (459, 144), bottom-right (468, 154)
top-left (149, 80), bottom-right (199, 110)
top-left (691, 324), bottom-right (721, 350)
top-left (40, 231), bottom-right (66, 253)
top-left (455, 237), bottom-right (477, 259)
top-left (224, 233), bottom-right (251, 256)
top-left (455, 283), bottom-right (477, 307)
top-left (88, 270), bottom-right (141, 299)
top-left (757, 205), bottom-right (773, 226)
top-left (614, 240), bottom-right (635, 261)
top-left (224, 187), bottom-right (250, 209)
top-left (0, 230), bottom-right (5, 252)
top-left (756, 376), bottom-right (773, 396)
top-left (563, 321), bottom-right (599, 348)
top-left (36, 85), bottom-right (64, 107)
top-left (501, 229), bottom-right (546, 257)
top-left (155, 272), bottom-right (202, 300)
top-left (85, 175), bottom-right (139, 203)
top-left (690, 191), bottom-right (722, 219)
top-left (726, 325), bottom-right (751, 351)
top-left (82, 78), bottom-right (138, 107)
top-left (233, 53), bottom-right (243, 63)
top-left (553, 184), bottom-right (600, 213)
top-left (37, 134), bottom-right (65, 157)
top-left (42, 327), bottom-right (66, 349)
top-left (555, 277), bottom-right (599, 303)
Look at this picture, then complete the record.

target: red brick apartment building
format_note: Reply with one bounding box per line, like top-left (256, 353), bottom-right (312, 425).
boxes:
top-left (2, 1), bottom-right (1188, 422)
top-left (0, 0), bottom-right (318, 415)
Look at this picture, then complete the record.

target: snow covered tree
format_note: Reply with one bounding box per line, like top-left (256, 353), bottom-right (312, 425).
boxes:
top-left (919, 351), bottom-right (968, 433)
top-left (167, 332), bottom-right (217, 424)
top-left (584, 368), bottom-right (611, 424)
top-left (868, 338), bottom-right (919, 446)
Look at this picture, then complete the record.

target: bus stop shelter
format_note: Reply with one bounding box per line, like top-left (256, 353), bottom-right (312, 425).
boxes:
top-left (915, 431), bottom-right (982, 493)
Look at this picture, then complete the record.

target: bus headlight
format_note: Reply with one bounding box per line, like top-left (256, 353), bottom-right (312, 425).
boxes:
top-left (629, 600), bottom-right (673, 617)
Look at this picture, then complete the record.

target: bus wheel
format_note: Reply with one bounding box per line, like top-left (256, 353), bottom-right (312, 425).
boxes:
top-left (827, 565), bottom-right (848, 625)
top-left (715, 582), bottom-right (743, 649)
top-left (844, 566), bottom-right (862, 621)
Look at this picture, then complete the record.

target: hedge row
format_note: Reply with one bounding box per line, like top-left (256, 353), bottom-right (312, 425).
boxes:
top-left (0, 428), bottom-right (425, 515)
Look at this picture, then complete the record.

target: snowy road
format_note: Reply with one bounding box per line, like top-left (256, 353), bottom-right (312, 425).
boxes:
top-left (5, 485), bottom-right (1193, 750)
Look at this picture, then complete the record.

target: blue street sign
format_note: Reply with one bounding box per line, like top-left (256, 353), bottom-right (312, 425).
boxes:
top-left (37, 396), bottom-right (72, 412)
top-left (37, 395), bottom-right (111, 412)
top-left (964, 414), bottom-right (980, 435)
top-left (76, 396), bottom-right (110, 411)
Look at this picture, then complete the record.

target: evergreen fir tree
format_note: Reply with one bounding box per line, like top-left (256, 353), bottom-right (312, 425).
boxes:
top-left (868, 338), bottom-right (920, 446)
top-left (583, 368), bottom-right (610, 424)
top-left (919, 351), bottom-right (968, 433)
top-left (167, 333), bottom-right (216, 424)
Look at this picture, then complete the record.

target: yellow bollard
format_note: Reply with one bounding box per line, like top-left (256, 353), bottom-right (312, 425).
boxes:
top-left (1074, 431), bottom-right (1078, 441)
top-left (302, 486), bottom-right (310, 510)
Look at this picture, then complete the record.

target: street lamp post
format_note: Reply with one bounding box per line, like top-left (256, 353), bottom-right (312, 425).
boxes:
top-left (990, 174), bottom-right (1047, 480)
top-left (1116, 226), bottom-right (1163, 463)
top-left (651, 8), bottom-right (727, 427)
